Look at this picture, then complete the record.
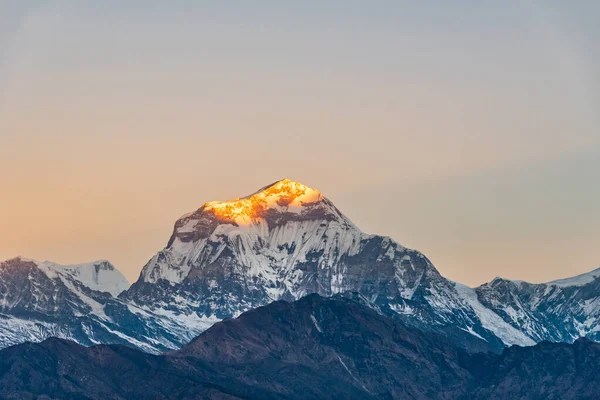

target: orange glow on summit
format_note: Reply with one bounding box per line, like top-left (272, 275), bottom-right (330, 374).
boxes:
top-left (203, 179), bottom-right (323, 224)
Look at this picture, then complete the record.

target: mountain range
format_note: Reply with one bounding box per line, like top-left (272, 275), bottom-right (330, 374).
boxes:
top-left (1, 294), bottom-right (599, 400)
top-left (1, 179), bottom-right (599, 354)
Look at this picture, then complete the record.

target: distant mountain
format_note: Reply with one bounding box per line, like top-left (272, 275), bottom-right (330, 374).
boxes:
top-left (0, 257), bottom-right (199, 353)
top-left (1, 294), bottom-right (599, 400)
top-left (475, 268), bottom-right (600, 343)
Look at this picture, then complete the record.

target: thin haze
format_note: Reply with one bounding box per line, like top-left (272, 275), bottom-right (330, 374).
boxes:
top-left (0, 1), bottom-right (598, 286)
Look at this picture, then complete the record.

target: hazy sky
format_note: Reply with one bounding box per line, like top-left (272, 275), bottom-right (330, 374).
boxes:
top-left (1, 1), bottom-right (599, 286)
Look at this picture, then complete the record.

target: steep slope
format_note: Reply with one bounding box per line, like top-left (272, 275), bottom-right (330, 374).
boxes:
top-left (475, 268), bottom-right (600, 343)
top-left (1, 295), bottom-right (599, 400)
top-left (123, 179), bottom-right (524, 351)
top-left (0, 257), bottom-right (199, 353)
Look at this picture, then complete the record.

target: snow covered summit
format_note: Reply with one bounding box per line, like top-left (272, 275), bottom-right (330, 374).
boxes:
top-left (2, 257), bottom-right (129, 296)
top-left (199, 178), bottom-right (336, 224)
top-left (138, 178), bottom-right (362, 287)
top-left (39, 259), bottom-right (130, 297)
top-left (168, 178), bottom-right (352, 247)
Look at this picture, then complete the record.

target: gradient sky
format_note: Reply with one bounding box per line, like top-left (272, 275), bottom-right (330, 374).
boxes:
top-left (1, 1), bottom-right (599, 286)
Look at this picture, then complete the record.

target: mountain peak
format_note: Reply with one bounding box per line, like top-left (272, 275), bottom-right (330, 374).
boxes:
top-left (0, 257), bottom-right (129, 296)
top-left (39, 260), bottom-right (130, 296)
top-left (255, 178), bottom-right (316, 194)
top-left (4, 256), bottom-right (38, 264)
top-left (201, 178), bottom-right (323, 225)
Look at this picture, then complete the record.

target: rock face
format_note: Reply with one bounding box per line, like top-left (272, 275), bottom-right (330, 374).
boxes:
top-left (1, 295), bottom-right (599, 400)
top-left (0, 257), bottom-right (199, 353)
top-left (122, 179), bottom-right (530, 351)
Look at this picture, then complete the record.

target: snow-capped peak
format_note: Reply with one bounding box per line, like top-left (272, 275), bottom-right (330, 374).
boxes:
top-left (3, 257), bottom-right (130, 296)
top-left (137, 180), bottom-right (366, 286)
top-left (42, 260), bottom-right (130, 296)
top-left (202, 178), bottom-right (324, 225)
top-left (166, 179), bottom-right (354, 249)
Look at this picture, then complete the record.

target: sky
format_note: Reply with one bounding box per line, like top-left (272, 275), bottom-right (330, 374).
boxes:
top-left (0, 1), bottom-right (599, 286)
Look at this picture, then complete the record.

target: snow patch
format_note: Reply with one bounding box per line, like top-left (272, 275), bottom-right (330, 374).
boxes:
top-left (311, 314), bottom-right (323, 333)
